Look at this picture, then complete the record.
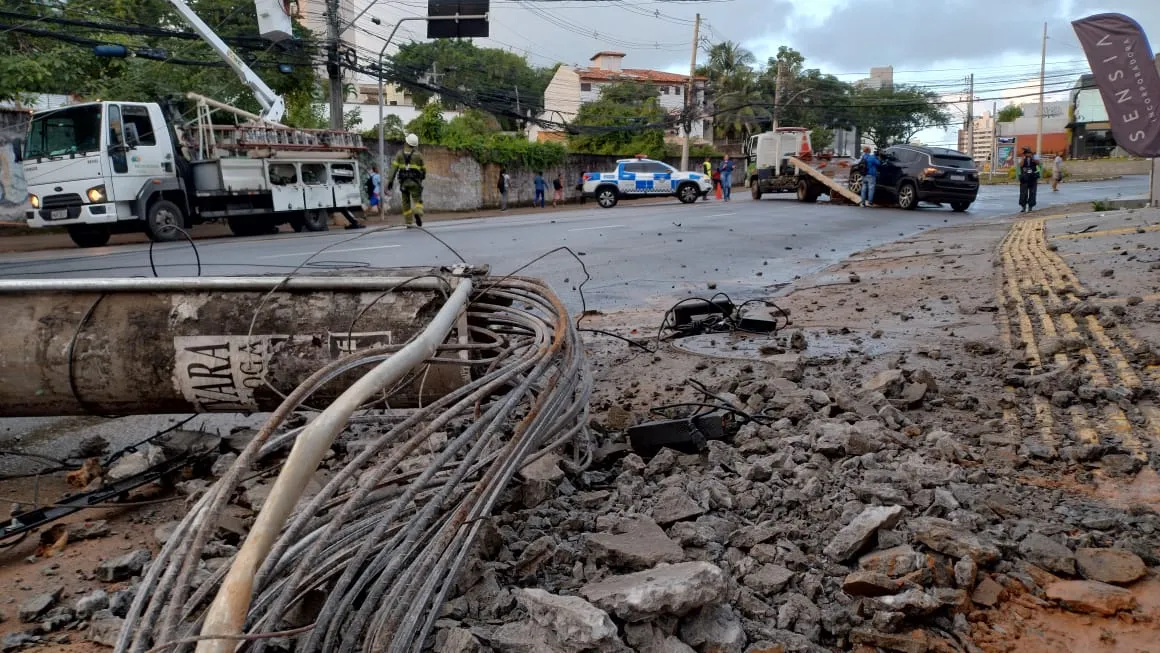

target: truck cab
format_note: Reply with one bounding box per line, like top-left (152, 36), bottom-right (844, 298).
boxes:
top-left (744, 128), bottom-right (814, 199)
top-left (24, 102), bottom-right (185, 246)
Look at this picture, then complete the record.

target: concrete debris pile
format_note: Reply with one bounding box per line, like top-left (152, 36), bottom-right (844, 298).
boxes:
top-left (109, 276), bottom-right (594, 653)
top-left (425, 352), bottom-right (1157, 653)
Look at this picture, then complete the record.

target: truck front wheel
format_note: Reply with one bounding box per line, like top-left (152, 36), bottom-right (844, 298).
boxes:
top-left (67, 225), bottom-right (110, 248)
top-left (145, 200), bottom-right (185, 242)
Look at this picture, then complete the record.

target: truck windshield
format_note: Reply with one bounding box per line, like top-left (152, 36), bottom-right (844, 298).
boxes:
top-left (25, 105), bottom-right (103, 159)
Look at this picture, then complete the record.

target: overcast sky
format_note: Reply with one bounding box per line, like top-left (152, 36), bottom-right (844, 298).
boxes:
top-left (356, 0), bottom-right (1160, 147)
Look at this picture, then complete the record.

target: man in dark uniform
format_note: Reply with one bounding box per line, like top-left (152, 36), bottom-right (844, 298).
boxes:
top-left (1018, 146), bottom-right (1040, 213)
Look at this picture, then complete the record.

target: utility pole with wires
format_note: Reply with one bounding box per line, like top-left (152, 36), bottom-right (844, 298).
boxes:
top-left (680, 12), bottom-right (700, 172)
top-left (326, 0), bottom-right (344, 129)
top-left (966, 73), bottom-right (974, 164)
top-left (1036, 21), bottom-right (1047, 157)
top-left (772, 60), bottom-right (783, 132)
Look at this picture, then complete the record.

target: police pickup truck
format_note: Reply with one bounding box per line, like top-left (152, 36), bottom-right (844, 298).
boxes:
top-left (582, 156), bottom-right (711, 208)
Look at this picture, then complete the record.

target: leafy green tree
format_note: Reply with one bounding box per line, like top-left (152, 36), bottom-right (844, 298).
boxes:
top-left (997, 104), bottom-right (1024, 122)
top-left (700, 41), bottom-right (763, 142)
top-left (362, 114), bottom-right (406, 142)
top-left (389, 40), bottom-right (553, 128)
top-left (568, 83), bottom-right (666, 158)
top-left (0, 0), bottom-right (317, 116)
top-left (406, 102), bottom-right (446, 144)
top-left (850, 85), bottom-right (951, 151)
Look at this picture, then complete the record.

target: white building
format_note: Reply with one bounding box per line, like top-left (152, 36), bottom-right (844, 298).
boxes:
top-left (957, 112), bottom-right (996, 165)
top-left (528, 51), bottom-right (709, 143)
top-left (855, 66), bottom-right (894, 91)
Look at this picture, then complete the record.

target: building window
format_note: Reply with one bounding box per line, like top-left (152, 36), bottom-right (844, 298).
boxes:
top-left (661, 86), bottom-right (669, 94)
top-left (675, 86), bottom-right (681, 96)
top-left (580, 83), bottom-right (592, 92)
top-left (389, 101), bottom-right (398, 106)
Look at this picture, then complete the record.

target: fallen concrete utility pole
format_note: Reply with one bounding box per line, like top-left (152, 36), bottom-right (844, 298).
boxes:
top-left (196, 275), bottom-right (475, 653)
top-left (117, 275), bottom-right (593, 653)
top-left (0, 271), bottom-right (473, 416)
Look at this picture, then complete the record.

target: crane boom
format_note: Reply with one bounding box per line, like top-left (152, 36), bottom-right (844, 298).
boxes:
top-left (166, 0), bottom-right (286, 123)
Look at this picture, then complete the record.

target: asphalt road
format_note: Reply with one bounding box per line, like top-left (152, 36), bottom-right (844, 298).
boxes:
top-left (0, 176), bottom-right (1148, 313)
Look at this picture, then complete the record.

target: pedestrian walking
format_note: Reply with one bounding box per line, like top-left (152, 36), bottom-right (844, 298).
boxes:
top-left (533, 171), bottom-right (547, 208)
top-left (366, 165), bottom-right (382, 218)
top-left (1018, 146), bottom-right (1040, 213)
top-left (552, 173), bottom-right (564, 207)
top-left (858, 146), bottom-right (880, 207)
top-left (386, 133), bottom-right (426, 227)
top-left (1051, 153), bottom-right (1064, 192)
top-left (498, 168), bottom-right (511, 211)
top-left (720, 155), bottom-right (735, 201)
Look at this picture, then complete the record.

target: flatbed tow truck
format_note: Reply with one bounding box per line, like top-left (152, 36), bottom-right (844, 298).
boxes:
top-left (744, 127), bottom-right (861, 205)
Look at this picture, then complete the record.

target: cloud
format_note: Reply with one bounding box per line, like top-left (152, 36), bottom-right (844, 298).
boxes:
top-left (784, 0), bottom-right (1160, 71)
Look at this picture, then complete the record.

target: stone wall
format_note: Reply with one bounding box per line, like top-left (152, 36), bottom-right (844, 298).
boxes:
top-left (1062, 158), bottom-right (1153, 178)
top-left (0, 109), bottom-right (30, 223)
top-left (367, 145), bottom-right (737, 213)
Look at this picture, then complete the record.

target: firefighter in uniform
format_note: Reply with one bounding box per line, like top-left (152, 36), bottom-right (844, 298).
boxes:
top-left (387, 133), bottom-right (426, 227)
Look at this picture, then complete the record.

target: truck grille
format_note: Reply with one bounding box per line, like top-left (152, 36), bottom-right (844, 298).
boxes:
top-left (40, 194), bottom-right (83, 221)
top-left (42, 194), bottom-right (83, 209)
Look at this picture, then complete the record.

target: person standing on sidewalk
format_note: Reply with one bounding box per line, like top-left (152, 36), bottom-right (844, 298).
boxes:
top-left (720, 155), bottom-right (735, 201)
top-left (533, 171), bottom-right (547, 208)
top-left (1051, 153), bottom-right (1064, 192)
top-left (386, 133), bottom-right (425, 227)
top-left (552, 173), bottom-right (564, 207)
top-left (702, 157), bottom-right (713, 200)
top-left (498, 168), bottom-right (511, 211)
top-left (1018, 146), bottom-right (1040, 212)
top-left (858, 146), bottom-right (880, 207)
top-left (366, 166), bottom-right (382, 218)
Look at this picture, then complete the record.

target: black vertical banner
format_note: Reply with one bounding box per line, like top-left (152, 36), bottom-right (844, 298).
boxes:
top-left (1072, 13), bottom-right (1160, 157)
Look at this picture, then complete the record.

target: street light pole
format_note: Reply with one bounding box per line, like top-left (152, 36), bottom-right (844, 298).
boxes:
top-left (376, 14), bottom-right (487, 201)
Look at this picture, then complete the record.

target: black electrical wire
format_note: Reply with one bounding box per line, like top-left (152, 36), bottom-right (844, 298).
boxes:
top-left (148, 226), bottom-right (202, 277)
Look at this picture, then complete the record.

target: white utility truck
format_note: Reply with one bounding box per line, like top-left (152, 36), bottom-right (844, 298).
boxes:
top-left (744, 127), bottom-right (860, 204)
top-left (22, 0), bottom-right (365, 247)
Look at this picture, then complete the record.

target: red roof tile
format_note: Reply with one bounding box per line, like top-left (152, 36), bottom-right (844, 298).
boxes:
top-left (578, 68), bottom-right (703, 84)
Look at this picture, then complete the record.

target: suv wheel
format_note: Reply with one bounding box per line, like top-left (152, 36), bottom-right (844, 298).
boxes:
top-left (848, 171), bottom-right (864, 194)
top-left (897, 182), bottom-right (919, 210)
top-left (596, 186), bottom-right (618, 208)
top-left (950, 201), bottom-right (971, 213)
top-left (677, 183), bottom-right (699, 204)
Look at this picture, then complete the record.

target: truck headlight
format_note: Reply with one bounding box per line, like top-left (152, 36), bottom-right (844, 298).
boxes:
top-left (86, 185), bottom-right (107, 203)
top-left (29, 194), bottom-right (40, 209)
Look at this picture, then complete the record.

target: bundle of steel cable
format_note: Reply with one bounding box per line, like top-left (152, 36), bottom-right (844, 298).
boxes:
top-left (116, 275), bottom-right (593, 653)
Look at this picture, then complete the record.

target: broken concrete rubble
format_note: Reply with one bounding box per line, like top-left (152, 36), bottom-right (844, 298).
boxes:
top-left (514, 589), bottom-right (621, 652)
top-left (1044, 580), bottom-right (1137, 616)
top-left (585, 517), bottom-right (684, 569)
top-left (580, 562), bottom-right (727, 622)
top-left (823, 505), bottom-right (905, 561)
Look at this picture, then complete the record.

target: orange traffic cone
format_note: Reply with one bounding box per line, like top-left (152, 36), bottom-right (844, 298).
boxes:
top-left (715, 182), bottom-right (723, 200)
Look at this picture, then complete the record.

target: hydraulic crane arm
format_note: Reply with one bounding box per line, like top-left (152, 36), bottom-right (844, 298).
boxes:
top-left (166, 0), bottom-right (286, 123)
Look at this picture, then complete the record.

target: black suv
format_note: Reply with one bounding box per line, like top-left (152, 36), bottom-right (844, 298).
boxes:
top-left (855, 145), bottom-right (979, 212)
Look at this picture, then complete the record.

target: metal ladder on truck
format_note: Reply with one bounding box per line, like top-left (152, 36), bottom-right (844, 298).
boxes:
top-left (186, 93), bottom-right (363, 162)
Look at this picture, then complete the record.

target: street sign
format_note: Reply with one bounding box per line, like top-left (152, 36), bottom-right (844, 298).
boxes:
top-left (427, 0), bottom-right (489, 38)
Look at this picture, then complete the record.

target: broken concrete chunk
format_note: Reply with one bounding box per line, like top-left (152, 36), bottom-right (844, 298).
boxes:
top-left (911, 517), bottom-right (1000, 564)
top-left (87, 610), bottom-right (124, 647)
top-left (649, 487), bottom-right (705, 525)
top-left (842, 571), bottom-right (904, 598)
top-left (858, 545), bottom-right (925, 578)
top-left (743, 565), bottom-right (794, 595)
top-left (1075, 548), bottom-right (1147, 585)
top-left (18, 587), bottom-right (62, 623)
top-left (862, 369), bottom-right (904, 396)
top-left (580, 562), bottom-right (727, 622)
top-left (873, 589), bottom-right (941, 615)
top-left (74, 589), bottom-right (109, 620)
top-left (106, 444), bottom-right (166, 481)
top-left (585, 517), bottom-right (683, 569)
top-left (1045, 580), bottom-right (1136, 616)
top-left (435, 627), bottom-right (482, 653)
top-left (515, 589), bottom-right (619, 652)
top-left (823, 505), bottom-right (905, 561)
top-left (96, 549), bottom-right (151, 582)
top-left (849, 628), bottom-right (931, 653)
top-left (678, 604), bottom-right (747, 653)
top-left (970, 576), bottom-right (1005, 607)
top-left (1018, 533), bottom-right (1076, 575)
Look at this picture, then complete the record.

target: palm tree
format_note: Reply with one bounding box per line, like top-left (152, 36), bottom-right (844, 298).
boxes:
top-left (700, 41), bottom-right (763, 142)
